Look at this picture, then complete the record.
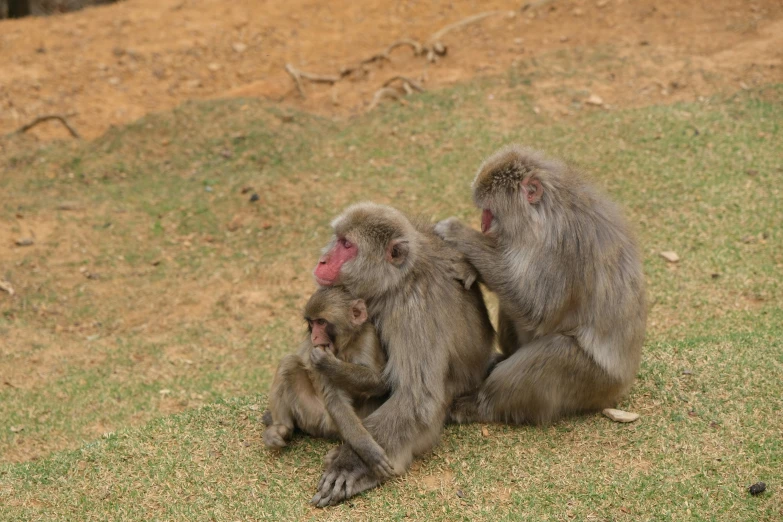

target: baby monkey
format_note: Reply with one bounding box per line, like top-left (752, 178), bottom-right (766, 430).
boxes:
top-left (263, 286), bottom-right (394, 479)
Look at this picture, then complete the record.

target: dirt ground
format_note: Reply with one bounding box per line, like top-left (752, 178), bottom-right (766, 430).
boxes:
top-left (1, 0), bottom-right (782, 140)
top-left (1, 0), bottom-right (782, 463)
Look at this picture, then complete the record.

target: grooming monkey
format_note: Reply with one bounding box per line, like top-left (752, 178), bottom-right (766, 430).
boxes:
top-left (310, 203), bottom-right (495, 507)
top-left (263, 286), bottom-right (394, 479)
top-left (435, 145), bottom-right (646, 425)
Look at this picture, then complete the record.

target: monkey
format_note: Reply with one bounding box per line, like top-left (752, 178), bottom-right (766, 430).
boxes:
top-left (434, 144), bottom-right (647, 426)
top-left (309, 203), bottom-right (495, 507)
top-left (263, 286), bottom-right (395, 480)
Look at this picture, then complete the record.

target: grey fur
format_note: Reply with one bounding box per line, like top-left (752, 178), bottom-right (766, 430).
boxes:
top-left (311, 203), bottom-right (495, 507)
top-left (264, 287), bottom-right (393, 479)
top-left (435, 145), bottom-right (646, 425)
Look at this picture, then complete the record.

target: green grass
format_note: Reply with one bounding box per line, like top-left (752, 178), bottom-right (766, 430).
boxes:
top-left (0, 69), bottom-right (781, 520)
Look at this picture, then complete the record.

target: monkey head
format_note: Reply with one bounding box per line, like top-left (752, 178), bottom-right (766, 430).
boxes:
top-left (313, 203), bottom-right (419, 298)
top-left (304, 286), bottom-right (369, 351)
top-left (471, 145), bottom-right (565, 239)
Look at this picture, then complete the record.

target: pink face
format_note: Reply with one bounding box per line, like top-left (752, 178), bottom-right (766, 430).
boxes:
top-left (313, 237), bottom-right (358, 286)
top-left (310, 318), bottom-right (330, 348)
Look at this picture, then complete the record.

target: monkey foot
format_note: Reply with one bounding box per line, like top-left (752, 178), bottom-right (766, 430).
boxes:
top-left (263, 424), bottom-right (291, 448)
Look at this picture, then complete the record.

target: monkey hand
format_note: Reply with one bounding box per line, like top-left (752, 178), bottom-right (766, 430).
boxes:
top-left (311, 445), bottom-right (381, 507)
top-left (310, 346), bottom-right (338, 370)
top-left (434, 217), bottom-right (466, 243)
top-left (352, 438), bottom-right (396, 481)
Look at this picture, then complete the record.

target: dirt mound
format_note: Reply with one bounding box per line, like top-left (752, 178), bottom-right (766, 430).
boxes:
top-left (1, 0), bottom-right (781, 141)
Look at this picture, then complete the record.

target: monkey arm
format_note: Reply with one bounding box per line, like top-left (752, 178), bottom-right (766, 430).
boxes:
top-left (311, 352), bottom-right (387, 397)
top-left (319, 385), bottom-right (394, 480)
top-left (435, 218), bottom-right (508, 292)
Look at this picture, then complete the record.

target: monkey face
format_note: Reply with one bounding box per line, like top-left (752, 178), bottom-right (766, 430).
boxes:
top-left (314, 237), bottom-right (357, 286)
top-left (313, 203), bottom-right (418, 297)
top-left (308, 318), bottom-right (335, 348)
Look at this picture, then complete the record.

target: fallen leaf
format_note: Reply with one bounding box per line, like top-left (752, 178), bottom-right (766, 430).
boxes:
top-left (15, 237), bottom-right (34, 246)
top-left (481, 426), bottom-right (490, 437)
top-left (0, 280), bottom-right (14, 296)
top-left (586, 94), bottom-right (604, 106)
top-left (602, 408), bottom-right (640, 423)
top-left (660, 251), bottom-right (680, 263)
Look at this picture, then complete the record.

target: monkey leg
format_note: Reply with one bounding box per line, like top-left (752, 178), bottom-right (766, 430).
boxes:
top-left (321, 387), bottom-right (394, 480)
top-left (452, 334), bottom-right (622, 425)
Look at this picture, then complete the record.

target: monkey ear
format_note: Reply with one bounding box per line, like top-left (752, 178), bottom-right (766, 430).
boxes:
top-left (522, 177), bottom-right (543, 204)
top-left (386, 239), bottom-right (409, 266)
top-left (350, 299), bottom-right (368, 325)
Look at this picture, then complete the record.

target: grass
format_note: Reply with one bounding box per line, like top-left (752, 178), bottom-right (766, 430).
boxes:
top-left (0, 65), bottom-right (781, 520)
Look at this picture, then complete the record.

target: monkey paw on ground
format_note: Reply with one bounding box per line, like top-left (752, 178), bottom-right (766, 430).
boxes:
top-left (311, 445), bottom-right (381, 507)
top-left (263, 424), bottom-right (291, 449)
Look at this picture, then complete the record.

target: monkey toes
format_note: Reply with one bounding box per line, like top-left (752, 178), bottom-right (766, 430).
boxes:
top-left (263, 424), bottom-right (291, 448)
top-left (447, 393), bottom-right (481, 424)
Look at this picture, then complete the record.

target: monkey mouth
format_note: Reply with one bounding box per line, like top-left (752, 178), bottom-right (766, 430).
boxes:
top-left (481, 209), bottom-right (494, 234)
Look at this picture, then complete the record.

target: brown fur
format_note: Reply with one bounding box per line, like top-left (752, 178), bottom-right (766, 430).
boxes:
top-left (263, 287), bottom-right (394, 479)
top-left (310, 203), bottom-right (495, 507)
top-left (435, 145), bottom-right (646, 425)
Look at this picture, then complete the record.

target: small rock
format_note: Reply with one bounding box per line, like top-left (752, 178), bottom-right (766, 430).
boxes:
top-left (10, 426), bottom-right (24, 433)
top-left (57, 202), bottom-right (82, 211)
top-left (596, 0), bottom-right (609, 7)
top-left (240, 186), bottom-right (254, 194)
top-left (682, 369), bottom-right (693, 375)
top-left (232, 42), bottom-right (248, 53)
top-left (15, 237), bottom-right (34, 247)
top-left (207, 62), bottom-right (222, 72)
top-left (748, 482), bottom-right (766, 496)
top-left (456, 489), bottom-right (465, 498)
top-left (602, 408), bottom-right (640, 423)
top-left (586, 94), bottom-right (604, 106)
top-left (560, 35), bottom-right (569, 42)
top-left (660, 251), bottom-right (680, 263)
top-left (108, 76), bottom-right (121, 86)
top-left (746, 169), bottom-right (758, 176)
top-left (159, 389), bottom-right (172, 396)
top-left (711, 273), bottom-right (720, 279)
top-left (261, 222), bottom-right (273, 230)
top-left (481, 426), bottom-right (490, 437)
top-left (572, 8), bottom-right (584, 16)
top-left (741, 235), bottom-right (755, 244)
top-left (0, 280), bottom-right (15, 296)
top-left (249, 193), bottom-right (260, 203)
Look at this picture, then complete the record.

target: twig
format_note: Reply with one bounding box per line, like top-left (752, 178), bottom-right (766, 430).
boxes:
top-left (15, 114), bottom-right (80, 139)
top-left (383, 76), bottom-right (425, 93)
top-left (385, 38), bottom-right (424, 56)
top-left (521, 0), bottom-right (559, 12)
top-left (428, 10), bottom-right (515, 44)
top-left (368, 87), bottom-right (404, 111)
top-left (285, 64), bottom-right (306, 98)
top-left (285, 64), bottom-right (340, 98)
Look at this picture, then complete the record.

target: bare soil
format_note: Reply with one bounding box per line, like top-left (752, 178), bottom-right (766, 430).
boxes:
top-left (1, 0), bottom-right (781, 140)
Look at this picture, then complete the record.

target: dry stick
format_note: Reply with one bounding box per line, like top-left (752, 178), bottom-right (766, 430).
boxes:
top-left (368, 87), bottom-right (404, 111)
top-left (427, 10), bottom-right (516, 44)
top-left (382, 76), bottom-right (425, 93)
top-left (521, 0), bottom-right (559, 12)
top-left (285, 63), bottom-right (340, 98)
top-left (15, 114), bottom-right (81, 139)
top-left (386, 38), bottom-right (424, 56)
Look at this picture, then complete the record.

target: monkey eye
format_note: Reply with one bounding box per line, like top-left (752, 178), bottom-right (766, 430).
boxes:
top-left (314, 318), bottom-right (327, 327)
top-left (340, 238), bottom-right (353, 249)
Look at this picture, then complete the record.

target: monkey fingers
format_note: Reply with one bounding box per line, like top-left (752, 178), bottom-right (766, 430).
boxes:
top-left (433, 217), bottom-right (465, 243)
